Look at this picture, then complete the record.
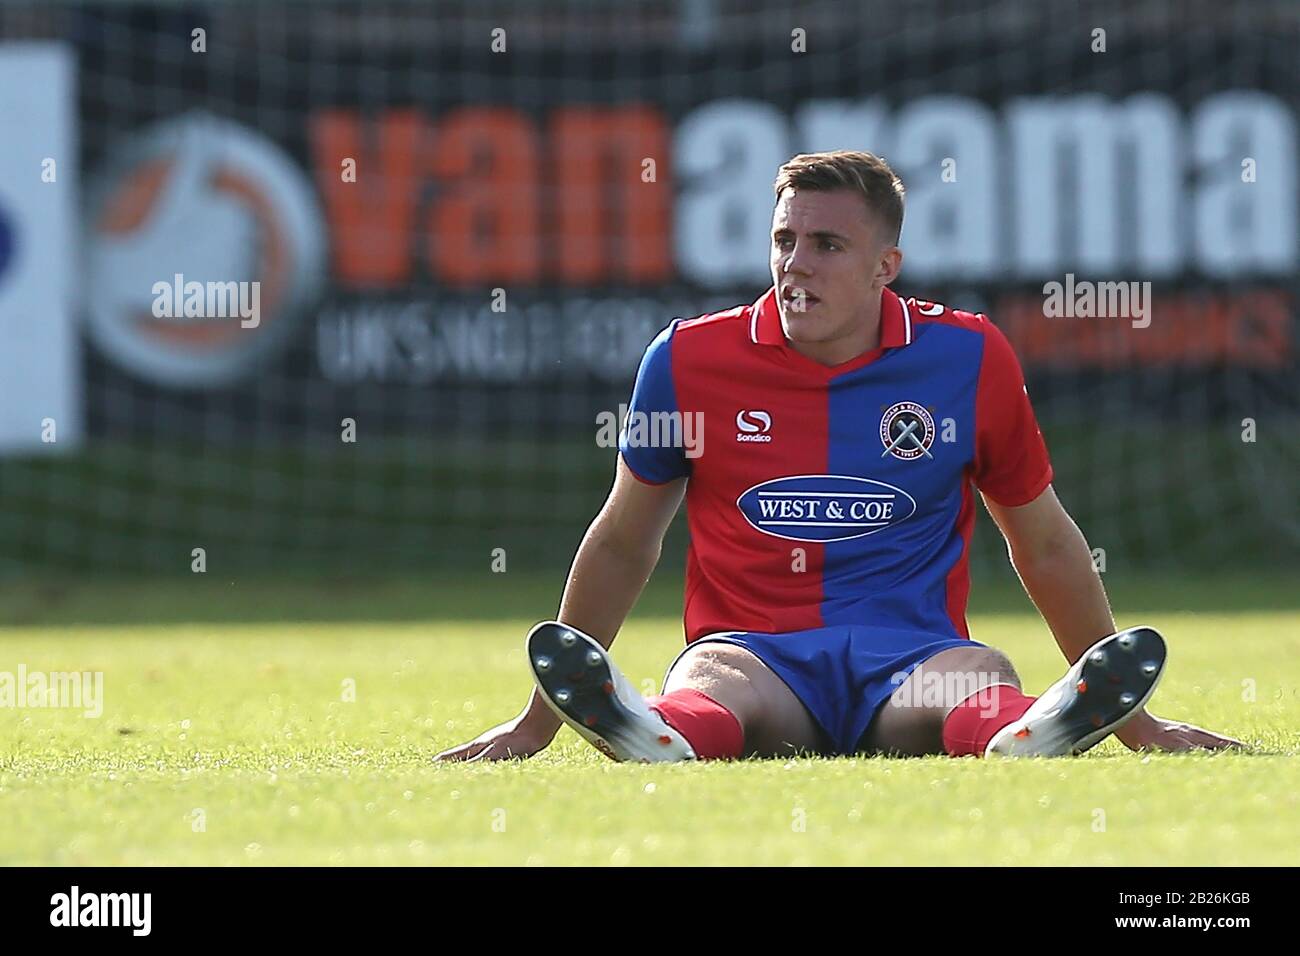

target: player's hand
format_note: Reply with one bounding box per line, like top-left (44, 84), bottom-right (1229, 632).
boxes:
top-left (434, 710), bottom-right (561, 762)
top-left (1114, 709), bottom-right (1244, 753)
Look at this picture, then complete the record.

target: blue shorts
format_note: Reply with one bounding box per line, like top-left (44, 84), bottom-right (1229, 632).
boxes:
top-left (661, 625), bottom-right (986, 755)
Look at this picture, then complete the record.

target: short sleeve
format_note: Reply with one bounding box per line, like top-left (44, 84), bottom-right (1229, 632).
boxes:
top-left (973, 320), bottom-right (1053, 507)
top-left (618, 319), bottom-right (690, 484)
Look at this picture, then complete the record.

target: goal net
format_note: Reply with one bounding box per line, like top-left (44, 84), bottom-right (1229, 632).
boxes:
top-left (0, 0), bottom-right (1295, 583)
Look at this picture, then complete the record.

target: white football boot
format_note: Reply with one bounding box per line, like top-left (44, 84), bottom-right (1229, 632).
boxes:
top-left (526, 621), bottom-right (696, 763)
top-left (985, 625), bottom-right (1167, 757)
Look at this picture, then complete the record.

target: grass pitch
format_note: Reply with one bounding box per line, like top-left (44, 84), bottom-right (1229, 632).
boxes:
top-left (1, 571), bottom-right (1297, 866)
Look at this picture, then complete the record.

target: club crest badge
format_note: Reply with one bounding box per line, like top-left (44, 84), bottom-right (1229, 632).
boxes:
top-left (879, 401), bottom-right (936, 460)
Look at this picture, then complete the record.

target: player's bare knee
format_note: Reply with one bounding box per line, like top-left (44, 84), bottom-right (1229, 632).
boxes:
top-left (665, 643), bottom-right (764, 729)
top-left (970, 646), bottom-right (1020, 688)
top-left (924, 644), bottom-right (1019, 689)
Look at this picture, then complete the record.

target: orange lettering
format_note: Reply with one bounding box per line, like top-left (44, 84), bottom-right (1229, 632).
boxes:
top-left (429, 108), bottom-right (540, 285)
top-left (552, 107), bottom-right (671, 283)
top-left (312, 109), bottom-right (425, 286)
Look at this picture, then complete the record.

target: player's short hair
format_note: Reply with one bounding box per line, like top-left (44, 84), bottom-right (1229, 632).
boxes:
top-left (773, 150), bottom-right (905, 244)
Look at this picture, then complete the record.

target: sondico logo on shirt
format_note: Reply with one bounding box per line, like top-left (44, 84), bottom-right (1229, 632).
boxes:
top-left (736, 474), bottom-right (917, 542)
top-left (735, 409), bottom-right (772, 442)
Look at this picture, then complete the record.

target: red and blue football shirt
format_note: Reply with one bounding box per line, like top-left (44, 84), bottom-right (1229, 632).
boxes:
top-left (619, 285), bottom-right (1053, 644)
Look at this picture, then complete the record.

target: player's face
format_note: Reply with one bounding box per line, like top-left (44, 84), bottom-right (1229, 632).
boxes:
top-left (770, 187), bottom-right (902, 362)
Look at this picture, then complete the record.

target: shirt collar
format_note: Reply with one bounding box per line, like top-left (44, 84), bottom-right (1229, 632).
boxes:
top-left (749, 285), bottom-right (913, 350)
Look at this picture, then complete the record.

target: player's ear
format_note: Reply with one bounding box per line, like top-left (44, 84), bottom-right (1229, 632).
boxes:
top-left (872, 245), bottom-right (903, 289)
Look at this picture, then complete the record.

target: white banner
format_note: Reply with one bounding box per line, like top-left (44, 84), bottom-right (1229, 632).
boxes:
top-left (0, 44), bottom-right (80, 452)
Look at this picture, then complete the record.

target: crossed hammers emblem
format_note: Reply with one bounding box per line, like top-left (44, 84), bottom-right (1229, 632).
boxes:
top-left (881, 414), bottom-right (934, 459)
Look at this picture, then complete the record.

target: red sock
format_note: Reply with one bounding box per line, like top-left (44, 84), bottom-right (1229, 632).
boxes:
top-left (941, 684), bottom-right (1037, 757)
top-left (645, 688), bottom-right (744, 760)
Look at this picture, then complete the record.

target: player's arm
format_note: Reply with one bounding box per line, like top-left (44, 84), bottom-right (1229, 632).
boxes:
top-left (555, 454), bottom-right (687, 647)
top-left (435, 456), bottom-right (685, 762)
top-left (983, 487), bottom-right (1242, 752)
top-left (982, 485), bottom-right (1115, 663)
top-left (972, 316), bottom-right (1240, 753)
top-left (437, 319), bottom-right (689, 762)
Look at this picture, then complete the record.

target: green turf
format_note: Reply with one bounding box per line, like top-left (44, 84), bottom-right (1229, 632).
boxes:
top-left (0, 574), bottom-right (1297, 865)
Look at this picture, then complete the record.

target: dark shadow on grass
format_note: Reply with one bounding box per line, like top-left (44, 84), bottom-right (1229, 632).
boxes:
top-left (0, 569), bottom-right (1296, 629)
